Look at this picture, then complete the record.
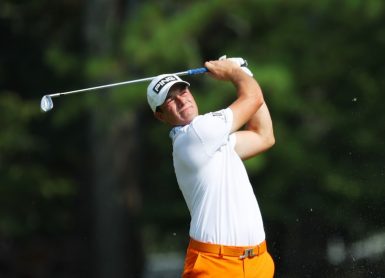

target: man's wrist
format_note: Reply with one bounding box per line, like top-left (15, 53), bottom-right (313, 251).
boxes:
top-left (230, 67), bottom-right (254, 85)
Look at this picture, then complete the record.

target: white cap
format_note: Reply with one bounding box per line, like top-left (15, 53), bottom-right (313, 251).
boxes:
top-left (147, 74), bottom-right (190, 112)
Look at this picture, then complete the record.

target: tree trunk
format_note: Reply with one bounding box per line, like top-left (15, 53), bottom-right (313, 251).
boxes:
top-left (85, 0), bottom-right (143, 277)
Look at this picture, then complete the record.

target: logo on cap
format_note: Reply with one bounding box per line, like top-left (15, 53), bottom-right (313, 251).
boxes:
top-left (153, 76), bottom-right (178, 94)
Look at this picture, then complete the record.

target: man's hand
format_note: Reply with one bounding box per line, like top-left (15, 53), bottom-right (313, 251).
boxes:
top-left (204, 59), bottom-right (250, 82)
top-left (218, 55), bottom-right (253, 77)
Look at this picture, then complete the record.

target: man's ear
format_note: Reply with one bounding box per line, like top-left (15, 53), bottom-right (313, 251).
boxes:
top-left (154, 111), bottom-right (165, 123)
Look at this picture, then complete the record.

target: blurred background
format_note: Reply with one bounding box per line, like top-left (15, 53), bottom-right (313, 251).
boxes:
top-left (1, 0), bottom-right (384, 277)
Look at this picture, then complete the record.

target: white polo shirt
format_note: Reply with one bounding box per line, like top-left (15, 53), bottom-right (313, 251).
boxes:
top-left (170, 108), bottom-right (265, 246)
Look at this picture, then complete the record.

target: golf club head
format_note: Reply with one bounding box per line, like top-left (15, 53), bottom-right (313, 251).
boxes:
top-left (41, 95), bottom-right (53, 112)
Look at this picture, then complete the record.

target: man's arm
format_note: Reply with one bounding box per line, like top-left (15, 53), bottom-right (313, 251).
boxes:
top-left (204, 59), bottom-right (264, 132)
top-left (205, 59), bottom-right (275, 160)
top-left (234, 102), bottom-right (275, 160)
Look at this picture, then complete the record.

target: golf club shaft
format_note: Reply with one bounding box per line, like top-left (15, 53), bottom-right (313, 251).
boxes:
top-left (48, 67), bottom-right (208, 98)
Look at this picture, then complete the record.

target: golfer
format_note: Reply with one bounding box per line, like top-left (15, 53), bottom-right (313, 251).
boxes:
top-left (147, 57), bottom-right (275, 277)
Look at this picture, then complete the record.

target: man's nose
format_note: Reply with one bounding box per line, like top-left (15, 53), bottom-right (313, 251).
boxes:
top-left (174, 94), bottom-right (185, 102)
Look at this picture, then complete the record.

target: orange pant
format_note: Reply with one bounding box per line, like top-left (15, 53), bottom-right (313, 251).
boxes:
top-left (183, 240), bottom-right (275, 278)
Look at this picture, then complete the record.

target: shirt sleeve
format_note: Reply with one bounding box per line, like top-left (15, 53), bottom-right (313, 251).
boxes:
top-left (229, 133), bottom-right (237, 148)
top-left (191, 108), bottom-right (233, 157)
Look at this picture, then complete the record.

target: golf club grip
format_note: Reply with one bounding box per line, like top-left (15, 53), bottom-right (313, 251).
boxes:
top-left (187, 67), bottom-right (208, 75)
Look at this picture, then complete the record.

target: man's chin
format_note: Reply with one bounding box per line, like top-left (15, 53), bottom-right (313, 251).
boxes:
top-left (180, 114), bottom-right (197, 125)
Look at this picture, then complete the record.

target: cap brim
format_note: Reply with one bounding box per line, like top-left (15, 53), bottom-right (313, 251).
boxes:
top-left (156, 80), bottom-right (190, 108)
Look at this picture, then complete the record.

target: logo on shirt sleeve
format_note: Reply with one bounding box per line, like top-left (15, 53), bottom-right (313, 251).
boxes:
top-left (211, 110), bottom-right (227, 122)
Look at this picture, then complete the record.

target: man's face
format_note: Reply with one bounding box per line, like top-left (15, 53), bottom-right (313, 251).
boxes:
top-left (155, 83), bottom-right (198, 126)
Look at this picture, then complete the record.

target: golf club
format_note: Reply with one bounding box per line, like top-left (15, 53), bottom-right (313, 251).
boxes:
top-left (40, 59), bottom-right (248, 112)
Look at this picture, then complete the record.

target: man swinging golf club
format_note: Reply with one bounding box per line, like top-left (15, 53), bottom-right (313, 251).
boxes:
top-left (147, 56), bottom-right (275, 277)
